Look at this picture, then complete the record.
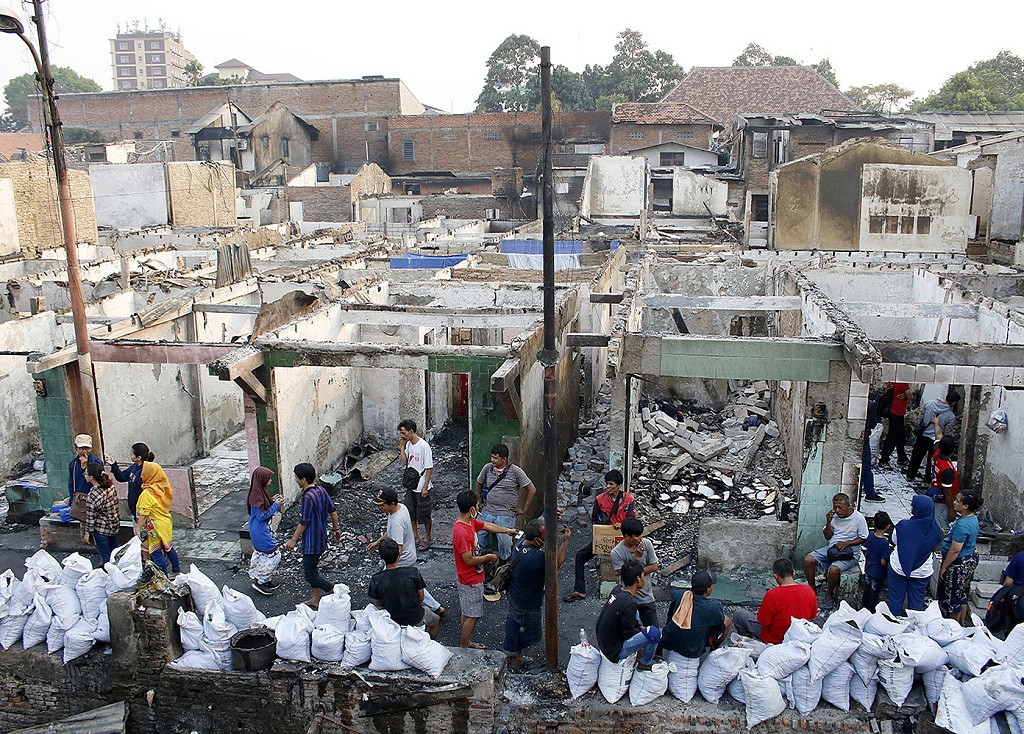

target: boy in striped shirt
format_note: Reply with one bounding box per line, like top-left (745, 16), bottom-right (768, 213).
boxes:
top-left (284, 463), bottom-right (340, 609)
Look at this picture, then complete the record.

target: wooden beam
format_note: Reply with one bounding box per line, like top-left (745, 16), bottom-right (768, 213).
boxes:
top-left (209, 345), bottom-right (265, 381)
top-left (590, 292), bottom-right (624, 304)
top-left (566, 333), bottom-right (611, 347)
top-left (489, 358), bottom-right (520, 393)
top-left (234, 371), bottom-right (267, 404)
top-left (89, 340), bottom-right (238, 364)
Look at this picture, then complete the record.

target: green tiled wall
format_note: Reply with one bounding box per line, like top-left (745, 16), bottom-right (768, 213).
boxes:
top-left (660, 338), bottom-right (841, 382)
top-left (255, 352), bottom-right (295, 479)
top-left (34, 367), bottom-right (73, 493)
top-left (795, 427), bottom-right (840, 557)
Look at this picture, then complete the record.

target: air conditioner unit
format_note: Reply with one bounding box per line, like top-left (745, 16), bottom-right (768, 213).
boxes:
top-left (236, 139), bottom-right (249, 151)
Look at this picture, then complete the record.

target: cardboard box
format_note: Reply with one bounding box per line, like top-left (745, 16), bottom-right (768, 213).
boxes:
top-left (592, 524), bottom-right (624, 555)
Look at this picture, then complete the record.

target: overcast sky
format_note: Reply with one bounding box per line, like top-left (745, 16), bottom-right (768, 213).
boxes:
top-left (2, 0), bottom-right (1022, 116)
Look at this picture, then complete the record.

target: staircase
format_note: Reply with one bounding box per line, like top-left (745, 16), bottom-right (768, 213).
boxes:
top-left (968, 536), bottom-right (1007, 621)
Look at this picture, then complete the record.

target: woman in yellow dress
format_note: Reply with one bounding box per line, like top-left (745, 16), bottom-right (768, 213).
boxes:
top-left (136, 462), bottom-right (181, 575)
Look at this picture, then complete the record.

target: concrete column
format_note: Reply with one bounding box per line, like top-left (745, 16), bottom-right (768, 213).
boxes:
top-left (608, 375), bottom-right (628, 475)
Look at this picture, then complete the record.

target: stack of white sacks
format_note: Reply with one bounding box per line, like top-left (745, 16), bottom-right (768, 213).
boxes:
top-left (0, 539), bottom-right (143, 663)
top-left (170, 579), bottom-right (453, 678)
top-left (567, 600), bottom-right (1024, 731)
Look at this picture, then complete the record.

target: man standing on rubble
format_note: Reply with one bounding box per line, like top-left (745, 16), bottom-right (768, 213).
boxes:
top-left (284, 463), bottom-right (341, 609)
top-left (399, 419), bottom-right (434, 551)
top-left (906, 388), bottom-right (960, 485)
top-left (565, 470), bottom-right (635, 602)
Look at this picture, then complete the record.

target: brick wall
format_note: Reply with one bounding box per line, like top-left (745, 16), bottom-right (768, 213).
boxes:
top-left (0, 158), bottom-right (98, 255)
top-left (349, 162), bottom-right (392, 202)
top-left (610, 122), bottom-right (716, 155)
top-left (166, 161), bottom-right (237, 226)
top-left (420, 194), bottom-right (528, 220)
top-left (286, 185), bottom-right (352, 222)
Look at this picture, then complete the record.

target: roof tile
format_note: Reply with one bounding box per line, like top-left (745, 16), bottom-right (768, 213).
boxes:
top-left (612, 102), bottom-right (720, 127)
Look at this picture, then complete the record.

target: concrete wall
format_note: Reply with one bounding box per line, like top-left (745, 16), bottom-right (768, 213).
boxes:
top-left (0, 312), bottom-right (62, 480)
top-left (698, 517), bottom-right (798, 570)
top-left (671, 169), bottom-right (728, 216)
top-left (0, 178), bottom-right (18, 256)
top-left (0, 158), bottom-right (98, 255)
top-left (89, 163), bottom-right (169, 230)
top-left (166, 162), bottom-right (237, 227)
top-left (980, 386), bottom-right (1024, 531)
top-left (580, 156), bottom-right (646, 218)
top-left (987, 139), bottom-right (1024, 242)
top-left (627, 144), bottom-right (718, 171)
top-left (358, 325), bottom-right (428, 444)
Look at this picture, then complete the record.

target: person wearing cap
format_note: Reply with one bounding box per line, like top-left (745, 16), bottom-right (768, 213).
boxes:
top-left (661, 569), bottom-right (730, 659)
top-left (927, 430), bottom-right (959, 529)
top-left (595, 559), bottom-right (661, 670)
top-left (367, 488), bottom-right (445, 616)
top-left (732, 558), bottom-right (818, 644)
top-left (68, 434), bottom-right (103, 503)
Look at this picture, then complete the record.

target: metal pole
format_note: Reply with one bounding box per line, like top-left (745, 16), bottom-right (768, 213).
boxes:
top-left (540, 46), bottom-right (559, 672)
top-left (28, 0), bottom-right (101, 444)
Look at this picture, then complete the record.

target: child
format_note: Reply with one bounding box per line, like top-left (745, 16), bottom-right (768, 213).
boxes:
top-left (862, 511), bottom-right (892, 612)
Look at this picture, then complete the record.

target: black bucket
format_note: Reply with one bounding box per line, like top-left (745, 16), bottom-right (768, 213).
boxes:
top-left (230, 627), bottom-right (277, 671)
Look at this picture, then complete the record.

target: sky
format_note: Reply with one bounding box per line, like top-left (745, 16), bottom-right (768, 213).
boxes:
top-left (1, 0), bottom-right (1023, 116)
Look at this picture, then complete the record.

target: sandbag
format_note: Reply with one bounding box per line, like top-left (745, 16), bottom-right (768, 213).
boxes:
top-left (311, 624), bottom-right (346, 662)
top-left (169, 650), bottom-right (222, 670)
top-left (59, 553), bottom-right (93, 588)
top-left (936, 674), bottom-right (990, 734)
top-left (0, 604), bottom-right (30, 649)
top-left (275, 615), bottom-right (312, 664)
top-left (598, 652), bottom-right (636, 704)
top-left (926, 617), bottom-right (967, 647)
top-left (63, 617), bottom-right (97, 662)
top-left (629, 660), bottom-right (671, 707)
top-left (808, 620), bottom-right (862, 681)
top-left (22, 594), bottom-right (52, 648)
top-left (201, 603), bottom-right (237, 670)
top-left (43, 583), bottom-right (82, 624)
top-left (864, 603), bottom-right (911, 637)
top-left (787, 664), bottom-right (823, 716)
top-left (850, 633), bottom-right (893, 685)
top-left (741, 667), bottom-right (787, 729)
top-left (9, 570), bottom-right (37, 610)
top-left (1001, 624), bottom-right (1024, 665)
top-left (25, 549), bottom-right (61, 583)
top-left (823, 601), bottom-right (871, 631)
top-left (665, 649), bottom-right (701, 703)
top-left (893, 632), bottom-right (947, 673)
top-left (93, 608), bottom-right (110, 643)
top-left (76, 568), bottom-right (109, 620)
top-left (783, 618), bottom-right (822, 645)
top-left (181, 565), bottom-right (222, 617)
top-left (756, 640), bottom-right (812, 679)
top-left (342, 628), bottom-right (372, 667)
top-left (46, 613), bottom-right (78, 654)
top-left (400, 625), bottom-right (452, 679)
top-left (221, 586), bottom-right (266, 631)
top-left (961, 665), bottom-right (1024, 725)
top-left (728, 675), bottom-right (747, 704)
top-left (878, 656), bottom-right (915, 707)
top-left (567, 641), bottom-right (602, 699)
top-left (821, 661), bottom-right (855, 712)
top-left (263, 615), bottom-right (283, 631)
top-left (351, 605), bottom-right (375, 631)
top-left (849, 672), bottom-right (878, 711)
top-left (945, 638), bottom-right (996, 677)
top-left (177, 608), bottom-right (203, 651)
top-left (368, 611), bottom-right (408, 671)
top-left (315, 584), bottom-right (352, 631)
top-left (922, 665), bottom-right (949, 709)
top-left (109, 537), bottom-right (143, 574)
top-left (290, 603), bottom-right (318, 624)
top-left (697, 645), bottom-right (751, 704)
top-left (907, 600), bottom-right (943, 631)
top-left (0, 569), bottom-right (18, 602)
top-left (103, 562), bottom-right (137, 593)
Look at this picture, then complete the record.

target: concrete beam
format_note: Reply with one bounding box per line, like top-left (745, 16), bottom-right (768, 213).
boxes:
top-left (192, 303), bottom-right (261, 314)
top-left (566, 333), bottom-right (611, 347)
top-left (332, 308), bottom-right (540, 329)
top-left (89, 340), bottom-right (238, 365)
top-left (876, 342), bottom-right (1024, 369)
top-left (590, 292), bottom-right (624, 304)
top-left (643, 295), bottom-right (979, 319)
top-left (252, 338), bottom-right (511, 369)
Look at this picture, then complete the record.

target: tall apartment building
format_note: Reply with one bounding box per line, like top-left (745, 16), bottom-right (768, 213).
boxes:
top-left (110, 29), bottom-right (196, 90)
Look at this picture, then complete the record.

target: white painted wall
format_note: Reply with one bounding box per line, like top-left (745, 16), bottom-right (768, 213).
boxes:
top-left (0, 179), bottom-right (19, 257)
top-left (672, 169), bottom-right (728, 216)
top-left (987, 140), bottom-right (1024, 242)
top-left (89, 164), bottom-right (169, 230)
top-left (581, 156), bottom-right (647, 218)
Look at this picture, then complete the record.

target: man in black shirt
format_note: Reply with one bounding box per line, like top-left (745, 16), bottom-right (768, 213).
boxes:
top-left (368, 538), bottom-right (440, 637)
top-left (504, 518), bottom-right (571, 669)
top-left (662, 569), bottom-right (730, 659)
top-left (594, 559), bottom-right (661, 669)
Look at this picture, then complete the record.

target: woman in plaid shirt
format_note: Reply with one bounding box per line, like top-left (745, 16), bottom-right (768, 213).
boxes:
top-left (84, 463), bottom-right (122, 564)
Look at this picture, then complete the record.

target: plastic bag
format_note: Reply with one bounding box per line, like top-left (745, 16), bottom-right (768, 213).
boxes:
top-left (46, 613), bottom-right (78, 654)
top-left (21, 594), bottom-right (52, 648)
top-left (598, 652), bottom-right (636, 703)
top-left (741, 667), bottom-right (787, 728)
top-left (961, 665), bottom-right (1024, 725)
top-left (63, 617), bottom-right (97, 662)
top-left (877, 656), bottom-right (914, 707)
top-left (787, 664), bottom-right (823, 715)
top-left (568, 641), bottom-right (603, 699)
top-left (629, 661), bottom-right (671, 706)
top-left (59, 553), bottom-right (93, 588)
top-left (697, 645), bottom-right (751, 704)
top-left (665, 649), bottom-right (701, 702)
top-left (275, 615), bottom-right (312, 664)
top-left (221, 586), bottom-right (266, 631)
top-left (342, 628), bottom-right (372, 667)
top-left (0, 604), bottom-right (30, 649)
top-left (820, 661), bottom-right (855, 712)
top-left (756, 641), bottom-right (812, 679)
top-left (893, 632), bottom-right (947, 673)
top-left (169, 650), bottom-right (222, 670)
top-left (311, 624), bottom-right (346, 662)
top-left (176, 608), bottom-right (203, 651)
top-left (937, 674), bottom-right (990, 734)
top-left (181, 565), bottom-right (222, 617)
top-left (76, 568), bottom-right (109, 620)
top-left (315, 583), bottom-right (352, 631)
top-left (368, 610), bottom-right (408, 671)
top-left (849, 672), bottom-right (878, 711)
top-left (400, 625), bottom-right (452, 678)
top-left (104, 562), bottom-right (137, 593)
top-left (808, 619), bottom-right (862, 681)
top-left (43, 583), bottom-right (82, 625)
top-left (25, 549), bottom-right (61, 583)
top-left (783, 618), bottom-right (822, 645)
top-left (945, 638), bottom-right (995, 677)
top-left (922, 665), bottom-right (949, 709)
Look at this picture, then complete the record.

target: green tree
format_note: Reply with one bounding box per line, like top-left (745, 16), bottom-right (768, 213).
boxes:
top-left (606, 29), bottom-right (682, 102)
top-left (813, 58), bottom-right (839, 88)
top-left (184, 60), bottom-right (204, 87)
top-left (596, 93), bottom-right (628, 111)
top-left (733, 43), bottom-right (775, 67)
top-left (475, 34), bottom-right (541, 113)
top-left (915, 51), bottom-right (1024, 111)
top-left (551, 65), bottom-right (595, 111)
top-left (3, 66), bottom-right (101, 130)
top-left (844, 83), bottom-right (915, 115)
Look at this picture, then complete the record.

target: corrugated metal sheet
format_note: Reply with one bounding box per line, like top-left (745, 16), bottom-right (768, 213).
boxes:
top-left (10, 701), bottom-right (127, 734)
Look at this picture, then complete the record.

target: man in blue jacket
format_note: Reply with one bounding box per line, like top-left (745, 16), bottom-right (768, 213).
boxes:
top-left (68, 434), bottom-right (102, 503)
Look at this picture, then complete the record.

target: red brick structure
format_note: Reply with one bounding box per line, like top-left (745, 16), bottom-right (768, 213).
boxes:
top-left (610, 103), bottom-right (722, 156)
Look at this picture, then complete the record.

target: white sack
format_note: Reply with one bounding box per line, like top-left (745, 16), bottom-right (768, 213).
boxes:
top-left (783, 618), bottom-right (822, 645)
top-left (945, 638), bottom-right (995, 677)
top-left (176, 608), bottom-right (203, 651)
top-left (728, 675), bottom-right (747, 704)
top-left (221, 586), bottom-right (266, 630)
top-left (76, 569), bottom-right (109, 620)
top-left (907, 601), bottom-right (943, 631)
top-left (93, 608), bottom-right (110, 643)
top-left (43, 582), bottom-right (81, 623)
top-left (895, 632), bottom-right (948, 673)
top-left (787, 665), bottom-right (823, 716)
top-left (59, 553), bottom-right (92, 588)
top-left (697, 646), bottom-right (751, 704)
top-left (864, 603), bottom-right (911, 637)
top-left (315, 583), bottom-right (352, 631)
top-left (0, 605), bottom-right (30, 649)
top-left (46, 613), bottom-right (78, 654)
top-left (181, 565), bottom-right (222, 617)
top-left (311, 624), bottom-right (346, 662)
top-left (922, 665), bottom-right (949, 709)
top-left (400, 625), bottom-right (452, 678)
top-left (351, 605), bottom-right (375, 631)
top-left (850, 633), bottom-right (893, 685)
top-left (63, 617), bottom-right (97, 662)
top-left (22, 594), bottom-right (52, 649)
top-left (25, 550), bottom-right (61, 583)
top-left (103, 563), bottom-right (137, 593)
top-left (567, 641), bottom-right (602, 699)
top-left (849, 673), bottom-right (878, 711)
top-left (368, 611), bottom-right (408, 671)
top-left (926, 617), bottom-right (967, 647)
top-left (1001, 624), bottom-right (1024, 666)
top-left (756, 641), bottom-right (812, 679)
top-left (598, 652), bottom-right (636, 704)
top-left (8, 570), bottom-right (37, 610)
top-left (961, 665), bottom-right (1024, 725)
top-left (936, 674), bottom-right (990, 734)
top-left (629, 661), bottom-right (671, 706)
top-left (878, 656), bottom-right (915, 707)
top-left (201, 603), bottom-right (237, 670)
top-left (341, 628), bottom-right (372, 667)
top-left (109, 537), bottom-right (143, 575)
top-left (820, 661), bottom-right (855, 712)
top-left (665, 649), bottom-right (701, 702)
top-left (169, 650), bottom-right (222, 670)
top-left (823, 601), bottom-right (871, 631)
top-left (0, 569), bottom-right (18, 602)
top-left (275, 615), bottom-right (312, 664)
top-left (741, 667), bottom-right (787, 728)
top-left (808, 620), bottom-right (862, 681)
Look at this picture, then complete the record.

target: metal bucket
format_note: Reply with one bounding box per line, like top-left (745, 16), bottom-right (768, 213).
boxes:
top-left (229, 627), bottom-right (276, 671)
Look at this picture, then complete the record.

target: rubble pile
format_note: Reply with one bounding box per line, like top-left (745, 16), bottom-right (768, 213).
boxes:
top-left (557, 385), bottom-right (613, 516)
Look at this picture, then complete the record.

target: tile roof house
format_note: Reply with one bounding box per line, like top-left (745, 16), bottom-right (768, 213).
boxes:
top-left (610, 102), bottom-right (723, 157)
top-left (213, 59), bottom-right (301, 83)
top-left (611, 102), bottom-right (720, 126)
top-left (0, 132), bottom-right (47, 163)
top-left (660, 66), bottom-right (859, 130)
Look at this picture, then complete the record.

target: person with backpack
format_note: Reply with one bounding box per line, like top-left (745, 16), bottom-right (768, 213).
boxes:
top-left (475, 443), bottom-right (537, 565)
top-left (501, 518), bottom-right (570, 670)
top-left (879, 382), bottom-right (911, 469)
top-left (984, 551), bottom-right (1024, 639)
top-left (399, 419), bottom-right (434, 551)
top-left (907, 388), bottom-right (960, 484)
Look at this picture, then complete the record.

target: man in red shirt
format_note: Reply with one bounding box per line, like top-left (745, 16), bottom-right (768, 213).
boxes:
top-left (452, 489), bottom-right (517, 648)
top-left (731, 558), bottom-right (818, 644)
top-left (564, 470), bottom-right (635, 602)
top-left (879, 382), bottom-right (912, 468)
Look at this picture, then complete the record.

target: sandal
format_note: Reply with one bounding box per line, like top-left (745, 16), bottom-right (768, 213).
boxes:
top-left (467, 642), bottom-right (486, 649)
top-left (563, 591), bottom-right (586, 603)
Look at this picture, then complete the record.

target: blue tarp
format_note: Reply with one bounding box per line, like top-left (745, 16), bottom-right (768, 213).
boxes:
top-left (389, 254), bottom-right (470, 269)
top-left (499, 239), bottom-right (619, 254)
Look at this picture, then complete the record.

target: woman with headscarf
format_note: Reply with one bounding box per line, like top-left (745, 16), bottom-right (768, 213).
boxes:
top-left (247, 467), bottom-right (284, 596)
top-left (938, 492), bottom-right (983, 625)
top-left (106, 442), bottom-right (154, 518)
top-left (887, 494), bottom-right (942, 615)
top-left (136, 461), bottom-right (180, 576)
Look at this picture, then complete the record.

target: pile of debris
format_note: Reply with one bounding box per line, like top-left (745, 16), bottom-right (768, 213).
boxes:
top-left (558, 384), bottom-right (613, 517)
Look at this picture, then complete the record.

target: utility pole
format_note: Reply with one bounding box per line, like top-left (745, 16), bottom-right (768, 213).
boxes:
top-left (31, 0), bottom-right (101, 444)
top-left (540, 46), bottom-right (559, 672)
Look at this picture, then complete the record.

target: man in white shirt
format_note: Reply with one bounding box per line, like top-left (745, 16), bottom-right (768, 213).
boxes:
top-left (803, 492), bottom-right (868, 610)
top-left (399, 419), bottom-right (434, 550)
